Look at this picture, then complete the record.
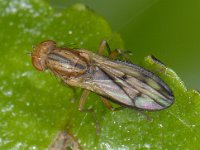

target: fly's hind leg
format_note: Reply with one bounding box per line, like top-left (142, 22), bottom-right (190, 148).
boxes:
top-left (101, 97), bottom-right (124, 111)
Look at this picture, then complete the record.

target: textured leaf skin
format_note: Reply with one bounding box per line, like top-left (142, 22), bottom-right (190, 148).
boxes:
top-left (0, 1), bottom-right (200, 149)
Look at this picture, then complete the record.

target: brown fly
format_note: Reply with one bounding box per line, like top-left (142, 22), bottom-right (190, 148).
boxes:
top-left (31, 40), bottom-right (174, 111)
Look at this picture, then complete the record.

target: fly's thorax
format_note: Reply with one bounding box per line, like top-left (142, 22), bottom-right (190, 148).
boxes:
top-left (31, 40), bottom-right (56, 71)
top-left (46, 49), bottom-right (89, 78)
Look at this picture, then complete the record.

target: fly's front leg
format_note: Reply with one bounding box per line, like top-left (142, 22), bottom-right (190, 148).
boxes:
top-left (78, 89), bottom-right (90, 111)
top-left (78, 90), bottom-right (100, 134)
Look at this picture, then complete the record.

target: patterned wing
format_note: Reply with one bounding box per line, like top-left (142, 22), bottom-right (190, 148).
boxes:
top-left (92, 57), bottom-right (174, 111)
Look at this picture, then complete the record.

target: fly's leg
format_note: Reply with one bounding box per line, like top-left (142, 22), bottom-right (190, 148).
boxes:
top-left (101, 98), bottom-right (113, 110)
top-left (98, 40), bottom-right (128, 110)
top-left (108, 48), bottom-right (121, 59)
top-left (98, 40), bottom-right (132, 61)
top-left (98, 40), bottom-right (152, 121)
top-left (98, 40), bottom-right (133, 110)
top-left (78, 89), bottom-right (90, 111)
top-left (98, 40), bottom-right (111, 56)
top-left (110, 49), bottom-right (132, 62)
top-left (77, 39), bottom-right (106, 134)
top-left (76, 40), bottom-right (113, 133)
top-left (101, 97), bottom-right (124, 111)
top-left (98, 40), bottom-right (116, 110)
top-left (78, 90), bottom-right (100, 135)
top-left (75, 39), bottom-right (112, 126)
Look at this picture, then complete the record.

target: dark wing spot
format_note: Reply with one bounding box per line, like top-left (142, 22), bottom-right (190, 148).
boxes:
top-left (121, 75), bottom-right (127, 80)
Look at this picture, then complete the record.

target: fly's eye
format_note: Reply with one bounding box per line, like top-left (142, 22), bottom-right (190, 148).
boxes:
top-left (32, 56), bottom-right (45, 71)
top-left (31, 40), bottom-right (56, 71)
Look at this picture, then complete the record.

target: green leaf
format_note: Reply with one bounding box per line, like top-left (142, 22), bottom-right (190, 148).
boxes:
top-left (0, 0), bottom-right (199, 149)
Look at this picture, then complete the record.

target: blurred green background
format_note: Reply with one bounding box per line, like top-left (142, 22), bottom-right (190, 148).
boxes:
top-left (48, 0), bottom-right (200, 89)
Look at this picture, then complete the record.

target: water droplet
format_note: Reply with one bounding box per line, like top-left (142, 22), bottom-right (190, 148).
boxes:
top-left (32, 145), bottom-right (37, 150)
top-left (3, 90), bottom-right (13, 97)
top-left (68, 30), bottom-right (73, 35)
top-left (144, 143), bottom-right (151, 149)
top-left (158, 123), bottom-right (163, 128)
top-left (26, 102), bottom-right (30, 106)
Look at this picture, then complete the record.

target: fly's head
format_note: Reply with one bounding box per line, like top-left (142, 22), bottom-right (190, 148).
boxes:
top-left (31, 40), bottom-right (56, 71)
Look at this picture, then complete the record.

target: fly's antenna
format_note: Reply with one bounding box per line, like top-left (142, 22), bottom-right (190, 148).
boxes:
top-left (26, 44), bottom-right (36, 56)
top-left (26, 51), bottom-right (32, 56)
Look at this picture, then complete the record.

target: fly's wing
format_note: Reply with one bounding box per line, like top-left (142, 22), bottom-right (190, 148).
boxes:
top-left (92, 55), bottom-right (174, 111)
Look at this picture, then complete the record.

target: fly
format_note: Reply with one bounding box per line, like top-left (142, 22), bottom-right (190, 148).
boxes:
top-left (31, 40), bottom-right (174, 111)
